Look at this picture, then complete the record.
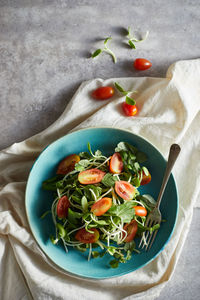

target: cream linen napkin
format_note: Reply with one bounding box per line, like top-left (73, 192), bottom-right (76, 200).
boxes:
top-left (0, 59), bottom-right (200, 300)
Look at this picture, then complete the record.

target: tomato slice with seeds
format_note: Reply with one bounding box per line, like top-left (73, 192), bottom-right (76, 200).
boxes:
top-left (57, 154), bottom-right (80, 175)
top-left (115, 181), bottom-right (135, 200)
top-left (123, 220), bottom-right (138, 242)
top-left (140, 170), bottom-right (151, 185)
top-left (92, 86), bottom-right (114, 100)
top-left (134, 206), bottom-right (147, 217)
top-left (91, 197), bottom-right (112, 216)
top-left (109, 152), bottom-right (123, 174)
top-left (56, 195), bottom-right (70, 218)
top-left (75, 228), bottom-right (99, 244)
top-left (78, 168), bottom-right (105, 184)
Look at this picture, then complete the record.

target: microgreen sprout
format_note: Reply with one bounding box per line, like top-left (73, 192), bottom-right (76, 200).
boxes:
top-left (127, 27), bottom-right (149, 49)
top-left (91, 37), bottom-right (117, 63)
top-left (114, 82), bottom-right (137, 105)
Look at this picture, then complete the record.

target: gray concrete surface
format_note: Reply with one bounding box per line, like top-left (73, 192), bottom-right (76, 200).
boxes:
top-left (0, 0), bottom-right (200, 299)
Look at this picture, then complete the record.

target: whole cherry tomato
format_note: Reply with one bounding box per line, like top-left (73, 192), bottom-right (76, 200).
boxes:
top-left (140, 170), bottom-right (151, 185)
top-left (123, 220), bottom-right (138, 242)
top-left (57, 154), bottom-right (80, 175)
top-left (133, 58), bottom-right (152, 71)
top-left (109, 152), bottom-right (123, 174)
top-left (134, 206), bottom-right (147, 217)
top-left (92, 86), bottom-right (114, 100)
top-left (91, 197), bottom-right (112, 216)
top-left (78, 168), bottom-right (105, 184)
top-left (56, 195), bottom-right (70, 218)
top-left (75, 228), bottom-right (99, 244)
top-left (115, 180), bottom-right (135, 200)
top-left (122, 102), bottom-right (138, 116)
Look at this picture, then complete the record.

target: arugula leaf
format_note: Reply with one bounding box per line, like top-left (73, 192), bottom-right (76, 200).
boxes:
top-left (108, 201), bottom-right (135, 223)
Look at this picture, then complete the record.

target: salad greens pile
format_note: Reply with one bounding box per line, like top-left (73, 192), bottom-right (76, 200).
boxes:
top-left (42, 141), bottom-right (159, 268)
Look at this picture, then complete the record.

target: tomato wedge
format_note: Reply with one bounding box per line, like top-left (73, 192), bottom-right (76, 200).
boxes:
top-left (115, 181), bottom-right (135, 200)
top-left (109, 152), bottom-right (123, 174)
top-left (57, 154), bottom-right (80, 175)
top-left (75, 228), bottom-right (99, 244)
top-left (92, 86), bottom-right (114, 100)
top-left (56, 195), bottom-right (70, 218)
top-left (78, 168), bottom-right (105, 184)
top-left (140, 170), bottom-right (151, 185)
top-left (134, 206), bottom-right (147, 217)
top-left (91, 197), bottom-right (112, 216)
top-left (123, 220), bottom-right (138, 242)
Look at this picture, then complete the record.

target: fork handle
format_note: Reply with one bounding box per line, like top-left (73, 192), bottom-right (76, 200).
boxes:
top-left (156, 144), bottom-right (181, 209)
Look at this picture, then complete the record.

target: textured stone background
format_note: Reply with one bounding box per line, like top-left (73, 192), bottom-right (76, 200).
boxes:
top-left (0, 0), bottom-right (200, 299)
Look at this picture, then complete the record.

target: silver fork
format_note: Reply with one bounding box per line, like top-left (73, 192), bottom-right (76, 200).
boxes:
top-left (139, 143), bottom-right (181, 251)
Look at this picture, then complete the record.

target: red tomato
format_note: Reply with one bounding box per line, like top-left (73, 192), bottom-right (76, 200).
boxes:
top-left (115, 181), bottom-right (135, 200)
top-left (133, 58), bottom-right (152, 71)
top-left (92, 86), bottom-right (114, 100)
top-left (78, 168), bottom-right (105, 184)
top-left (109, 152), bottom-right (123, 174)
top-left (75, 228), bottom-right (99, 244)
top-left (57, 154), bottom-right (80, 175)
top-left (140, 170), bottom-right (151, 185)
top-left (91, 197), bottom-right (112, 216)
top-left (122, 102), bottom-right (138, 116)
top-left (134, 206), bottom-right (147, 217)
top-left (123, 220), bottom-right (138, 242)
top-left (56, 195), bottom-right (70, 218)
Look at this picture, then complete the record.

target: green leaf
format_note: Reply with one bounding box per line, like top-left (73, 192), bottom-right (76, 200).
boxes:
top-left (114, 82), bottom-right (128, 95)
top-left (68, 208), bottom-right (82, 224)
top-left (75, 159), bottom-right (90, 171)
top-left (94, 149), bottom-right (102, 157)
top-left (109, 259), bottom-right (119, 268)
top-left (92, 251), bottom-right (100, 258)
top-left (104, 37), bottom-right (112, 45)
top-left (142, 166), bottom-right (149, 176)
top-left (91, 49), bottom-right (102, 58)
top-left (124, 240), bottom-right (136, 252)
top-left (128, 40), bottom-right (136, 49)
top-left (56, 223), bottom-right (66, 238)
top-left (115, 141), bottom-right (129, 152)
top-left (136, 151), bottom-right (147, 163)
top-left (125, 96), bottom-right (136, 106)
top-left (101, 173), bottom-right (117, 187)
top-left (81, 196), bottom-right (88, 213)
top-left (108, 201), bottom-right (135, 223)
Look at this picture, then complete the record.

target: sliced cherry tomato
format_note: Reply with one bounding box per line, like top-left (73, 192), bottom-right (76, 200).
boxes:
top-left (140, 170), bottom-right (151, 185)
top-left (115, 181), bottom-right (135, 200)
top-left (122, 102), bottom-right (138, 116)
top-left (78, 168), bottom-right (105, 184)
top-left (109, 152), bottom-right (123, 174)
top-left (92, 86), bottom-right (114, 100)
top-left (123, 220), bottom-right (138, 242)
top-left (91, 197), bottom-right (112, 216)
top-left (57, 154), bottom-right (80, 175)
top-left (134, 206), bottom-right (147, 217)
top-left (133, 58), bottom-right (152, 71)
top-left (56, 195), bottom-right (70, 218)
top-left (75, 228), bottom-right (99, 244)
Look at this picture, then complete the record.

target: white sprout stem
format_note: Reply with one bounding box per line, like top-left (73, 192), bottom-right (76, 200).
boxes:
top-left (68, 196), bottom-right (82, 210)
top-left (113, 174), bottom-right (121, 181)
top-left (88, 243), bottom-right (92, 261)
top-left (51, 198), bottom-right (58, 226)
top-left (67, 223), bottom-right (85, 236)
top-left (57, 188), bottom-right (61, 199)
top-left (97, 187), bottom-right (112, 201)
top-left (96, 156), bottom-right (111, 169)
top-left (133, 200), bottom-right (146, 207)
top-left (111, 188), bottom-right (117, 205)
top-left (61, 238), bottom-right (69, 253)
top-left (89, 188), bottom-right (97, 202)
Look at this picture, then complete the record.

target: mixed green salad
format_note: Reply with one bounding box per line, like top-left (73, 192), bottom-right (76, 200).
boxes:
top-left (42, 142), bottom-right (159, 268)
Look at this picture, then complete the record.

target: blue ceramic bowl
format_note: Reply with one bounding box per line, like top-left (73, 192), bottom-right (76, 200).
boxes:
top-left (25, 127), bottom-right (178, 279)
